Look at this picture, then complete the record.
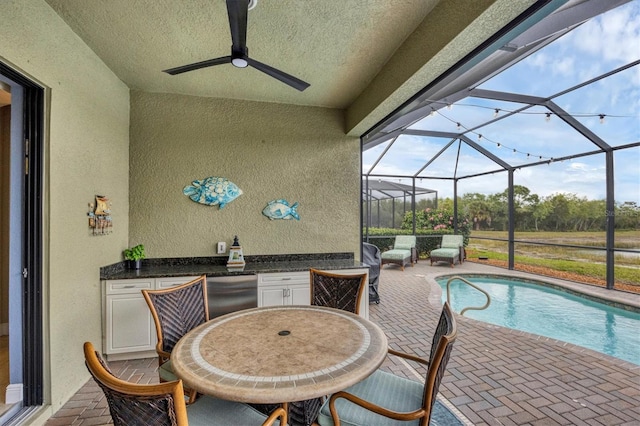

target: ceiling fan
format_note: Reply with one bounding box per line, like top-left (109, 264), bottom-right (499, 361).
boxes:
top-left (163, 0), bottom-right (310, 92)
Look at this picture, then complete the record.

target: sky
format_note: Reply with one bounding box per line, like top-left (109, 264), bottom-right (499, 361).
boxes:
top-left (363, 1), bottom-right (640, 205)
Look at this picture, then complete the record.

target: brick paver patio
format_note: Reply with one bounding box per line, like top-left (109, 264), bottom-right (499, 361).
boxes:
top-left (45, 260), bottom-right (640, 425)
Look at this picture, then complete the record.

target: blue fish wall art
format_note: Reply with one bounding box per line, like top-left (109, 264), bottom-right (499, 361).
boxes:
top-left (262, 199), bottom-right (300, 220)
top-left (183, 177), bottom-right (242, 209)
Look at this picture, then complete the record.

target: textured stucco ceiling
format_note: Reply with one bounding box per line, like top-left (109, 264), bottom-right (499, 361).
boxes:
top-left (44, 0), bottom-right (536, 135)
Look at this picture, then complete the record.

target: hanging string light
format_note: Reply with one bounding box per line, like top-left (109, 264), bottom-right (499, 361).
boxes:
top-left (419, 98), bottom-right (625, 120)
top-left (545, 112), bottom-right (551, 122)
top-left (433, 108), bottom-right (555, 162)
top-left (599, 114), bottom-right (606, 124)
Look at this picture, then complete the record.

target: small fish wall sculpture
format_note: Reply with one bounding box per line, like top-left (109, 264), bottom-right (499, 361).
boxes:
top-left (183, 177), bottom-right (242, 209)
top-left (262, 199), bottom-right (300, 220)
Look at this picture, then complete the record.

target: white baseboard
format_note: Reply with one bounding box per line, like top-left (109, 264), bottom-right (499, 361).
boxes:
top-left (0, 323), bottom-right (8, 336)
top-left (5, 383), bottom-right (23, 404)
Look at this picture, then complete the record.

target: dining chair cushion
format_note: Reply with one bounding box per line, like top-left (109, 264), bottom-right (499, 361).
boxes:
top-left (187, 395), bottom-right (280, 425)
top-left (317, 369), bottom-right (422, 426)
top-left (159, 360), bottom-right (176, 382)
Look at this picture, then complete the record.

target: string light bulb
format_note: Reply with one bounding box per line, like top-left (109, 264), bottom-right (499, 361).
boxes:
top-left (545, 113), bottom-right (551, 122)
top-left (599, 114), bottom-right (606, 124)
top-left (430, 109), bottom-right (436, 117)
top-left (437, 114), bottom-right (565, 164)
top-left (494, 109), bottom-right (500, 118)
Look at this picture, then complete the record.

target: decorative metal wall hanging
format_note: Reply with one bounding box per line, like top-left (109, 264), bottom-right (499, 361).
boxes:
top-left (88, 195), bottom-right (112, 235)
top-left (183, 176), bottom-right (242, 209)
top-left (262, 199), bottom-right (300, 220)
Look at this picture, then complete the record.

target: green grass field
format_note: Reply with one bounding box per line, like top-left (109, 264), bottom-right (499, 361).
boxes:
top-left (466, 230), bottom-right (639, 290)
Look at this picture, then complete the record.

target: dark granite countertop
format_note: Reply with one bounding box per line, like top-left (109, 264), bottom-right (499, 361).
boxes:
top-left (100, 253), bottom-right (367, 280)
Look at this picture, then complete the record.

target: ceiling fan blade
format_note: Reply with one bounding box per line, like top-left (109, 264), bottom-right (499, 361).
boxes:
top-left (246, 57), bottom-right (310, 92)
top-left (164, 0), bottom-right (310, 92)
top-left (226, 0), bottom-right (248, 53)
top-left (163, 56), bottom-right (232, 75)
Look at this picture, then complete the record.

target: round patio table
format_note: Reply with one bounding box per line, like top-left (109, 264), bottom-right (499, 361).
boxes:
top-left (170, 305), bottom-right (388, 404)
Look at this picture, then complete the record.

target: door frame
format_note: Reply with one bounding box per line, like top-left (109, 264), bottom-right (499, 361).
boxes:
top-left (0, 61), bottom-right (44, 409)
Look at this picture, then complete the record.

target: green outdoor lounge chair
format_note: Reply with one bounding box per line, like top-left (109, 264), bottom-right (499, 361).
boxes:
top-left (380, 235), bottom-right (417, 271)
top-left (429, 234), bottom-right (464, 267)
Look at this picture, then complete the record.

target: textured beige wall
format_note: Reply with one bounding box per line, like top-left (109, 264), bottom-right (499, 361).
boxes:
top-left (130, 91), bottom-right (361, 258)
top-left (0, 0), bottom-right (130, 417)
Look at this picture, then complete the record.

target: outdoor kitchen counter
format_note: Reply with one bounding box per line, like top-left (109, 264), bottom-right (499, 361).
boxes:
top-left (100, 252), bottom-right (367, 280)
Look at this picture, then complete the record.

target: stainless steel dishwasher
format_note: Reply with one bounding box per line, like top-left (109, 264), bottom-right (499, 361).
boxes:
top-left (206, 274), bottom-right (258, 318)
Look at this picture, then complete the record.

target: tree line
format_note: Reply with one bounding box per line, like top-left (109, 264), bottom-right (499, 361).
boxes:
top-left (364, 185), bottom-right (639, 232)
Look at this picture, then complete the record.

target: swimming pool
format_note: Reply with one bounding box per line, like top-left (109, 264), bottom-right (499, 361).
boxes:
top-left (436, 276), bottom-right (640, 365)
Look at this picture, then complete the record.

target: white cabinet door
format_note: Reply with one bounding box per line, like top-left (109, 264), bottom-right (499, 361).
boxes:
top-left (103, 276), bottom-right (195, 360)
top-left (289, 283), bottom-right (311, 305)
top-left (103, 279), bottom-right (154, 359)
top-left (258, 286), bottom-right (286, 307)
top-left (258, 272), bottom-right (309, 306)
top-left (105, 293), bottom-right (155, 355)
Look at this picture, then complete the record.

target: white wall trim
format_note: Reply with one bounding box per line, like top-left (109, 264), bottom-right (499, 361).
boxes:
top-left (5, 383), bottom-right (23, 404)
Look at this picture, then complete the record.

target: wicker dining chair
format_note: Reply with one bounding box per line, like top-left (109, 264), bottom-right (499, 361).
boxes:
top-left (142, 275), bottom-right (209, 403)
top-left (309, 268), bottom-right (368, 315)
top-left (252, 269), bottom-right (368, 426)
top-left (83, 342), bottom-right (286, 426)
top-left (259, 269), bottom-right (367, 426)
top-left (317, 302), bottom-right (458, 426)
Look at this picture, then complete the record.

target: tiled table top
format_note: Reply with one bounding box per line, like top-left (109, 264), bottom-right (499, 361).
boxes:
top-left (171, 305), bottom-right (388, 404)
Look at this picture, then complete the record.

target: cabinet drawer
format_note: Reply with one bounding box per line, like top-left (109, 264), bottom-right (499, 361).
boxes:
top-left (258, 272), bottom-right (308, 287)
top-left (155, 276), bottom-right (200, 289)
top-left (105, 279), bottom-right (154, 295)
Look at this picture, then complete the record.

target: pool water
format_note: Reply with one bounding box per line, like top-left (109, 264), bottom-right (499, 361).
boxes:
top-left (437, 276), bottom-right (640, 365)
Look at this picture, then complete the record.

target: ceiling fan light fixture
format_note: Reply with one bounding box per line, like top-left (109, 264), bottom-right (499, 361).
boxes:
top-left (231, 57), bottom-right (249, 68)
top-left (163, 0), bottom-right (309, 91)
